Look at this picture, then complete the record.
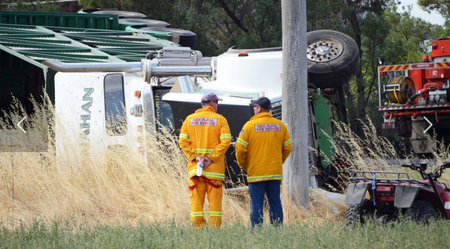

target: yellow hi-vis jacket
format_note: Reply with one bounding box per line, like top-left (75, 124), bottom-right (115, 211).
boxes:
top-left (179, 106), bottom-right (232, 180)
top-left (235, 112), bottom-right (292, 183)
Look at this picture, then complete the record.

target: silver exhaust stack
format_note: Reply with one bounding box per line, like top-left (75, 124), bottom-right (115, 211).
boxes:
top-left (42, 59), bottom-right (212, 83)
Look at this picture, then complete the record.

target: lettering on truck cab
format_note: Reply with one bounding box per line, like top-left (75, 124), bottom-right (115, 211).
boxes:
top-left (81, 88), bottom-right (94, 135)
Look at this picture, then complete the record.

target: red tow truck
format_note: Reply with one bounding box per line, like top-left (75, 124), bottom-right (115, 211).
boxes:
top-left (378, 38), bottom-right (450, 155)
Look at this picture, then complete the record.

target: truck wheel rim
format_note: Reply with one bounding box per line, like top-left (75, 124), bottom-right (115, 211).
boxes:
top-left (307, 38), bottom-right (343, 62)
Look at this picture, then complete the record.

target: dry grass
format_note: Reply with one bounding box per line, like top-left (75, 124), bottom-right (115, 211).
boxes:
top-left (0, 127), bottom-right (340, 228)
top-left (1, 103), bottom-right (448, 229)
top-left (320, 118), bottom-right (450, 191)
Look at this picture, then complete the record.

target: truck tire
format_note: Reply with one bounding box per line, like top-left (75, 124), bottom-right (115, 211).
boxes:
top-left (405, 200), bottom-right (439, 223)
top-left (92, 10), bottom-right (147, 19)
top-left (137, 27), bottom-right (197, 48)
top-left (79, 8), bottom-right (102, 13)
top-left (119, 18), bottom-right (170, 27)
top-left (307, 30), bottom-right (359, 89)
top-left (346, 199), bottom-right (374, 226)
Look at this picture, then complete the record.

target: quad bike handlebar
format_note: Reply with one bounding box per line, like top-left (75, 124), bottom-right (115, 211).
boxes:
top-left (401, 161), bottom-right (450, 181)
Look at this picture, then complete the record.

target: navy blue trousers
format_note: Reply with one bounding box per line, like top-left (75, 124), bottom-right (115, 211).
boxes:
top-left (248, 180), bottom-right (283, 228)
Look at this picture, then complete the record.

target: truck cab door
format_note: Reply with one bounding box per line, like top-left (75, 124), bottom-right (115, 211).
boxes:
top-left (55, 72), bottom-right (107, 168)
top-left (55, 72), bottom-right (149, 168)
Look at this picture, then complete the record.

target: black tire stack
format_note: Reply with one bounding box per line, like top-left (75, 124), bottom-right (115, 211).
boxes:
top-left (136, 27), bottom-right (196, 48)
top-left (119, 18), bottom-right (170, 28)
top-left (88, 9), bottom-right (147, 19)
top-left (84, 9), bottom-right (197, 48)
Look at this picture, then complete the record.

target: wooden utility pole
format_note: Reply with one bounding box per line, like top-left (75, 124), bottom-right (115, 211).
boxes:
top-left (281, 0), bottom-right (309, 208)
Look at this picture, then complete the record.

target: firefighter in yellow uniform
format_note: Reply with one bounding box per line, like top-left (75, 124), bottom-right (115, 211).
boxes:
top-left (179, 93), bottom-right (231, 228)
top-left (235, 97), bottom-right (292, 228)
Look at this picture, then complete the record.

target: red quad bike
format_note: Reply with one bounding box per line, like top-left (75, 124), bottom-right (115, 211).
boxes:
top-left (345, 161), bottom-right (450, 225)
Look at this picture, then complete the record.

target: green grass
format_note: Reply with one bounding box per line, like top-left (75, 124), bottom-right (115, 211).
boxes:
top-left (1, 220), bottom-right (449, 249)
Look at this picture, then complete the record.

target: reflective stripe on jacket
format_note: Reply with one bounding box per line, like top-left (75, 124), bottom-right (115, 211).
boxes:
top-left (179, 106), bottom-right (231, 180)
top-left (235, 112), bottom-right (292, 183)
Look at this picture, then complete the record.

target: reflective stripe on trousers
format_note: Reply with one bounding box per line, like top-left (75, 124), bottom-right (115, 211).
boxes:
top-left (189, 176), bottom-right (223, 227)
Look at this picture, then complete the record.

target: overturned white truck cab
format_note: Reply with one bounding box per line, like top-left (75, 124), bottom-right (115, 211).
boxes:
top-left (50, 29), bottom-right (357, 188)
top-left (163, 30), bottom-right (359, 188)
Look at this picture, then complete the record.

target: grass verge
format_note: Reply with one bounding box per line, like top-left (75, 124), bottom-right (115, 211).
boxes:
top-left (1, 219), bottom-right (449, 249)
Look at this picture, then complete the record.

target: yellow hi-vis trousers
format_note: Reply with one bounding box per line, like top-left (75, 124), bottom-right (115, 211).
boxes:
top-left (189, 176), bottom-right (223, 227)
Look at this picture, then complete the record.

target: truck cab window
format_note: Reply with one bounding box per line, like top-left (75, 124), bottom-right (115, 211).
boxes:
top-left (153, 87), bottom-right (175, 132)
top-left (104, 74), bottom-right (127, 136)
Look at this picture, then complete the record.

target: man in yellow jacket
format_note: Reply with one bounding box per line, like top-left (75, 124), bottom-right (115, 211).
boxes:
top-left (179, 93), bottom-right (232, 228)
top-left (235, 97), bottom-right (292, 228)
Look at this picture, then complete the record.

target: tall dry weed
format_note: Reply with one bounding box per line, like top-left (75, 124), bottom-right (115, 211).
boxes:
top-left (0, 100), bottom-right (252, 228)
top-left (0, 97), bottom-right (338, 228)
top-left (320, 117), bottom-right (450, 191)
top-left (1, 100), bottom-right (448, 228)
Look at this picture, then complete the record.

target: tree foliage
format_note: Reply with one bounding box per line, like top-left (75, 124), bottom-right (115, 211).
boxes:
top-left (0, 0), bottom-right (60, 11)
top-left (73, 0), bottom-right (282, 55)
top-left (129, 0), bottom-right (282, 55)
top-left (418, 0), bottom-right (449, 23)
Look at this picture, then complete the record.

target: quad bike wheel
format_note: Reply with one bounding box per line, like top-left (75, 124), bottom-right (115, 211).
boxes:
top-left (405, 200), bottom-right (439, 224)
top-left (346, 199), bottom-right (375, 226)
top-left (307, 30), bottom-right (359, 89)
